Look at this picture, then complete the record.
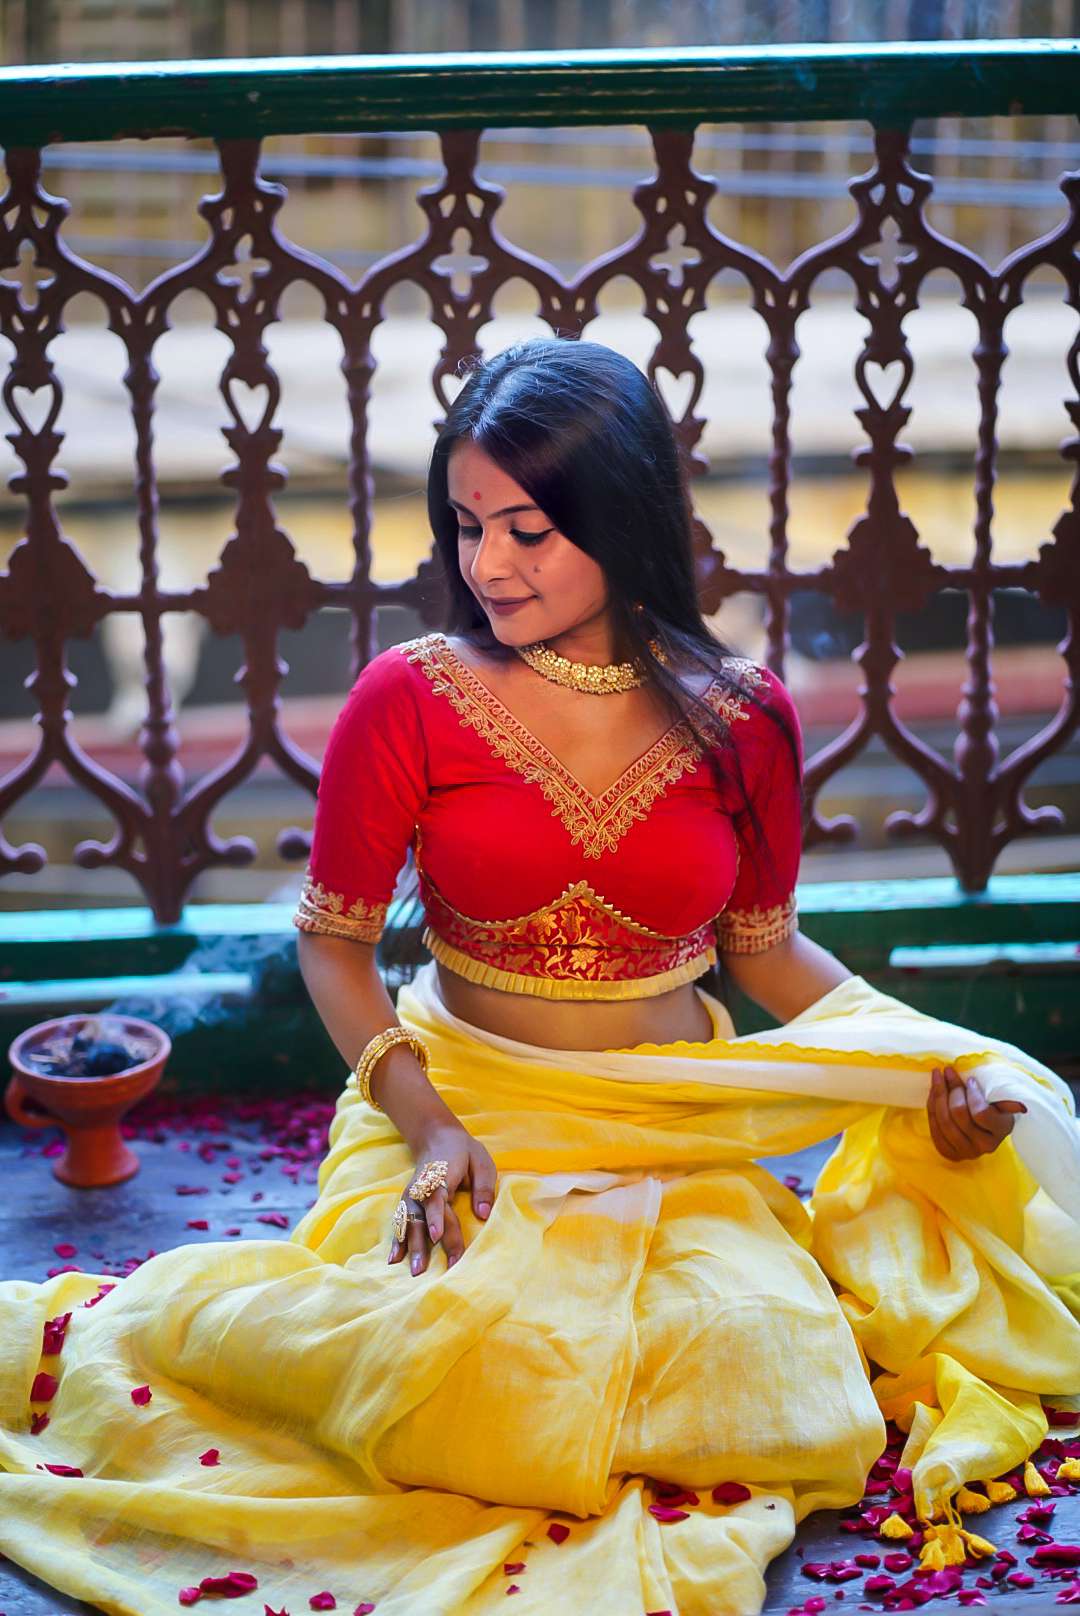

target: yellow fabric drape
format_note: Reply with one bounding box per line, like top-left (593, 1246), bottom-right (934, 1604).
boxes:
top-left (0, 971), bottom-right (1077, 1616)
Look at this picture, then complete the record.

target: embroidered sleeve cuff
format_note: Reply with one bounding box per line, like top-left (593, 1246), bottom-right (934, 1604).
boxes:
top-left (292, 872), bottom-right (388, 944)
top-left (715, 892), bottom-right (798, 955)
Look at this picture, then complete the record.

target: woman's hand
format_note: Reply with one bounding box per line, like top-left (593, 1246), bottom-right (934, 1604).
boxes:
top-left (926, 1065), bottom-right (1027, 1161)
top-left (388, 1123), bottom-right (498, 1276)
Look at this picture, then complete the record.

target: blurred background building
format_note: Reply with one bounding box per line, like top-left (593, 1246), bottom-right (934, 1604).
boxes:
top-left (0, 1), bottom-right (1075, 909)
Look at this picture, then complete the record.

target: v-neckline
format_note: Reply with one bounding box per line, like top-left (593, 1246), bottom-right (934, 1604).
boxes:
top-left (442, 634), bottom-right (704, 803)
top-left (404, 633), bottom-right (760, 860)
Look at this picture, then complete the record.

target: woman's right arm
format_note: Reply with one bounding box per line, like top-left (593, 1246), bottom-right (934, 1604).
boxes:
top-left (296, 931), bottom-right (498, 1273)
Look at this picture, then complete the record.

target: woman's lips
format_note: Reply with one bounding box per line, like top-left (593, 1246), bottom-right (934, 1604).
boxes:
top-left (485, 596), bottom-right (536, 614)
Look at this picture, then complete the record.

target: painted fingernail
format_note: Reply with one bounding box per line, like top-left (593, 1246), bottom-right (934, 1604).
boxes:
top-left (478, 1202), bottom-right (491, 1218)
top-left (411, 1255), bottom-right (421, 1274)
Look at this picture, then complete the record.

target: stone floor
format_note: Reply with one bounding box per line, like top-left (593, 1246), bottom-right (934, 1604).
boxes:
top-left (0, 1106), bottom-right (1076, 1616)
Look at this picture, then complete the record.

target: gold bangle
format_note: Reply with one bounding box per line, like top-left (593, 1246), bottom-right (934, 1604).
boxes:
top-left (347, 1027), bottom-right (430, 1113)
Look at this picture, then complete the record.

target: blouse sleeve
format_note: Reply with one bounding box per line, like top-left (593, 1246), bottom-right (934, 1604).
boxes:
top-left (715, 663), bottom-right (805, 956)
top-left (292, 647), bottom-right (428, 944)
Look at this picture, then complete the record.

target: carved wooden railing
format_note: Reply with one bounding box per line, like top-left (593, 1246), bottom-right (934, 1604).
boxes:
top-left (0, 43), bottom-right (1076, 922)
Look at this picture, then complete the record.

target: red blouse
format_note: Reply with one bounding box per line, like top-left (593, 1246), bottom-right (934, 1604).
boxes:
top-left (292, 632), bottom-right (804, 1000)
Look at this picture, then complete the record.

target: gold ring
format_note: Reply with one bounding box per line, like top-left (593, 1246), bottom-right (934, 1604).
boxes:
top-left (408, 1159), bottom-right (449, 1203)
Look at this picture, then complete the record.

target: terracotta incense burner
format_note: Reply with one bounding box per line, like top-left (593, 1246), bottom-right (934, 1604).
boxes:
top-left (4, 1014), bottom-right (171, 1187)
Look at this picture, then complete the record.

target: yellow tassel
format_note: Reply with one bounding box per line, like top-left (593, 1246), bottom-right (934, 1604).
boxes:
top-left (918, 1540), bottom-right (948, 1571)
top-left (984, 1479), bottom-right (1018, 1505)
top-left (1056, 1459), bottom-right (1080, 1482)
top-left (919, 1523), bottom-right (968, 1567)
top-left (1023, 1459), bottom-right (1052, 1498)
top-left (879, 1513), bottom-right (914, 1540)
top-left (954, 1485), bottom-right (991, 1515)
top-left (961, 1529), bottom-right (998, 1559)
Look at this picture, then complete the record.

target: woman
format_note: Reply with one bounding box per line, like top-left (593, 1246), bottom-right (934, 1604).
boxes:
top-left (0, 337), bottom-right (1077, 1616)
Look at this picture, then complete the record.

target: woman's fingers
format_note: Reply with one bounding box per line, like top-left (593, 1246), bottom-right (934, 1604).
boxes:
top-left (441, 1200), bottom-right (465, 1266)
top-left (470, 1150), bottom-right (497, 1220)
top-left (928, 1066), bottom-right (1023, 1160)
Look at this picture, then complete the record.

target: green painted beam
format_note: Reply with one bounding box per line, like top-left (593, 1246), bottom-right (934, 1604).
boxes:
top-left (0, 41), bottom-right (1076, 146)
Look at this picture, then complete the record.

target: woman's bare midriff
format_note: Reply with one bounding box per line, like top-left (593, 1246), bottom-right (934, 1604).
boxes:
top-left (435, 962), bottom-right (721, 1050)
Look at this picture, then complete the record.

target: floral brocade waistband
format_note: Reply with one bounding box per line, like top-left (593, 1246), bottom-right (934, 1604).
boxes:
top-left (419, 872), bottom-right (718, 1001)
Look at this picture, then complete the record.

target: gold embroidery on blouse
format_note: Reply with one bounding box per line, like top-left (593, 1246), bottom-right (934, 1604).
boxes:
top-left (292, 867), bottom-right (388, 943)
top-left (716, 891), bottom-right (799, 955)
top-left (419, 870), bottom-right (679, 942)
top-left (402, 633), bottom-right (766, 860)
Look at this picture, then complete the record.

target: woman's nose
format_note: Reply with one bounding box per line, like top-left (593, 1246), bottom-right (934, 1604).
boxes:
top-left (470, 528), bottom-right (514, 584)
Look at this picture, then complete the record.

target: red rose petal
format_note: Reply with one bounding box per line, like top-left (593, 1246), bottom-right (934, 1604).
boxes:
top-left (186, 1220), bottom-right (210, 1231)
top-left (1032, 1545), bottom-right (1080, 1566)
top-left (42, 1463), bottom-right (83, 1476)
top-left (224, 1228), bottom-right (242, 1237)
top-left (53, 1243), bottom-right (77, 1258)
top-left (883, 1552), bottom-right (913, 1572)
top-left (1056, 1581), bottom-right (1080, 1604)
top-left (199, 1571), bottom-right (258, 1597)
top-left (30, 1371), bottom-right (58, 1402)
top-left (199, 1448), bottom-right (221, 1466)
top-left (1047, 1410), bottom-right (1080, 1427)
top-left (712, 1481), bottom-right (752, 1505)
top-left (864, 1576), bottom-right (896, 1595)
top-left (309, 1596), bottom-right (336, 1611)
top-left (1008, 1572), bottom-right (1036, 1588)
top-left (854, 1554), bottom-right (880, 1568)
top-left (503, 1563), bottom-right (525, 1574)
top-left (257, 1213), bottom-right (290, 1229)
top-left (179, 1589), bottom-right (202, 1606)
top-left (82, 1282), bottom-right (116, 1308)
top-left (42, 1312), bottom-right (72, 1355)
top-left (546, 1523), bottom-right (570, 1544)
top-left (648, 1505), bottom-right (690, 1522)
top-left (957, 1595), bottom-right (988, 1608)
top-left (353, 1606), bottom-right (376, 1615)
top-left (131, 1385), bottom-right (153, 1406)
top-left (264, 1607), bottom-right (289, 1616)
top-left (30, 1411), bottom-right (49, 1435)
top-left (506, 1589), bottom-right (519, 1597)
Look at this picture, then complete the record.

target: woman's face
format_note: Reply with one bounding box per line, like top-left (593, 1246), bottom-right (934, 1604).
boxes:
top-left (448, 440), bottom-right (610, 647)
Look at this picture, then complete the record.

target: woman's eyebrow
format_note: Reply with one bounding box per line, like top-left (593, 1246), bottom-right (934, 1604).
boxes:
top-left (448, 498), bottom-right (541, 518)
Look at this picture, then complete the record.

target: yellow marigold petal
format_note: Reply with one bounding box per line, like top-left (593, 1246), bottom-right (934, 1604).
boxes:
top-left (1057, 1458), bottom-right (1080, 1482)
top-left (924, 1524), bottom-right (969, 1566)
top-left (879, 1513), bottom-right (914, 1540)
top-left (961, 1530), bottom-right (998, 1559)
top-left (1023, 1459), bottom-right (1052, 1498)
top-left (984, 1479), bottom-right (1018, 1505)
top-left (955, 1486), bottom-right (991, 1514)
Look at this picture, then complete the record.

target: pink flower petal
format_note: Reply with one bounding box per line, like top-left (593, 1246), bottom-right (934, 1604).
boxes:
top-left (224, 1228), bottom-right (242, 1237)
top-left (1056, 1580), bottom-right (1080, 1604)
top-left (257, 1213), bottom-right (290, 1229)
top-left (263, 1606), bottom-right (289, 1615)
top-left (854, 1554), bottom-right (880, 1569)
top-left (30, 1372), bottom-right (58, 1402)
top-left (503, 1563), bottom-right (525, 1575)
top-left (179, 1589), bottom-right (202, 1606)
top-left (712, 1481), bottom-right (752, 1505)
top-left (648, 1505), bottom-right (690, 1522)
top-left (42, 1312), bottom-right (72, 1355)
top-left (864, 1577), bottom-right (896, 1595)
top-left (957, 1595), bottom-right (988, 1607)
top-left (30, 1411), bottom-right (49, 1435)
top-left (308, 1595), bottom-right (336, 1610)
top-left (131, 1385), bottom-right (153, 1406)
top-left (1033, 1545), bottom-right (1080, 1566)
top-left (186, 1220), bottom-right (210, 1231)
top-left (352, 1605), bottom-right (376, 1615)
top-left (546, 1523), bottom-right (570, 1544)
top-left (82, 1282), bottom-right (116, 1309)
top-left (42, 1463), bottom-right (83, 1476)
top-left (505, 1588), bottom-right (519, 1597)
top-left (199, 1448), bottom-right (221, 1466)
top-left (199, 1571), bottom-right (258, 1597)
top-left (1008, 1572), bottom-right (1036, 1588)
top-left (1047, 1410), bottom-right (1080, 1427)
top-left (53, 1243), bottom-right (77, 1258)
top-left (883, 1552), bottom-right (913, 1572)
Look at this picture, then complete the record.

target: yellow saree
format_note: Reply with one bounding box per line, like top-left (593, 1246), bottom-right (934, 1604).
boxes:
top-left (0, 969), bottom-right (1077, 1616)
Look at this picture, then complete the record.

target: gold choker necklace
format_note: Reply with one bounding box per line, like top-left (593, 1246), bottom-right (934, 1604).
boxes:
top-left (516, 639), bottom-right (664, 695)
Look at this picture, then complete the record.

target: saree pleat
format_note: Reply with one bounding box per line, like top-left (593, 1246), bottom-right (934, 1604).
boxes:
top-left (0, 969), bottom-right (1077, 1616)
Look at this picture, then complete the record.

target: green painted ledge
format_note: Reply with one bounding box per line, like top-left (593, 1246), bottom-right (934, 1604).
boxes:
top-left (0, 40), bottom-right (1077, 146)
top-left (0, 872), bottom-right (1075, 1092)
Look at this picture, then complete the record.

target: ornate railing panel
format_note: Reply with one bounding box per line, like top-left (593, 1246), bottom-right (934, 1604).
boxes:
top-left (0, 44), bottom-right (1077, 920)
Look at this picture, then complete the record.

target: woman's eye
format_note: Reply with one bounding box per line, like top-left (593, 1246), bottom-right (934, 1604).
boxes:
top-left (456, 524), bottom-right (552, 545)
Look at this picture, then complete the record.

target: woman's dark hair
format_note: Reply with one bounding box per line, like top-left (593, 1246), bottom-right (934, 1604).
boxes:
top-left (383, 336), bottom-right (804, 1006)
